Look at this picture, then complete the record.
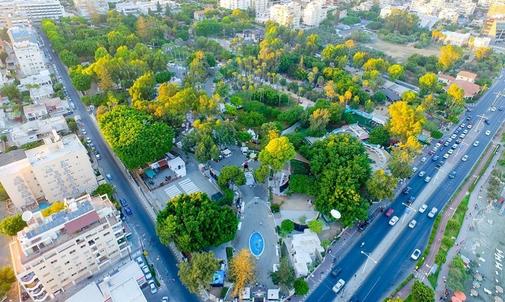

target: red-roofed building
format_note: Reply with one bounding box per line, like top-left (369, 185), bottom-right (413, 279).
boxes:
top-left (456, 71), bottom-right (478, 83)
top-left (451, 80), bottom-right (481, 98)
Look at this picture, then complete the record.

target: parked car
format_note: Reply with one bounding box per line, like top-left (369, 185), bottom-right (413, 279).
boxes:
top-left (331, 267), bottom-right (342, 277)
top-left (95, 153), bottom-right (101, 160)
top-left (332, 279), bottom-right (346, 293)
top-left (449, 171), bottom-right (457, 179)
top-left (418, 171), bottom-right (426, 177)
top-left (124, 206), bottom-right (132, 216)
top-left (106, 173), bottom-right (112, 180)
top-left (385, 207), bottom-right (394, 217)
top-left (486, 130), bottom-right (491, 136)
top-left (389, 216), bottom-right (399, 226)
top-left (424, 176), bottom-right (431, 183)
top-left (473, 140), bottom-right (480, 147)
top-left (411, 249), bottom-right (422, 260)
top-left (135, 256), bottom-right (144, 266)
top-left (402, 187), bottom-right (411, 195)
top-left (428, 207), bottom-right (438, 218)
top-left (149, 281), bottom-right (158, 294)
top-left (161, 297), bottom-right (169, 302)
top-left (462, 155), bottom-right (469, 162)
top-left (120, 199), bottom-right (128, 207)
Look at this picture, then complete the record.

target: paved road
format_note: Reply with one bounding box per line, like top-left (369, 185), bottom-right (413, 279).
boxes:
top-left (307, 71), bottom-right (505, 302)
top-left (39, 30), bottom-right (198, 302)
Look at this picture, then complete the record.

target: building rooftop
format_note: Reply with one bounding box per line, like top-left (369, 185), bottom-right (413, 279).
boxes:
top-left (456, 70), bottom-right (477, 82)
top-left (7, 26), bottom-right (37, 44)
top-left (25, 134), bottom-right (85, 166)
top-left (0, 149), bottom-right (27, 166)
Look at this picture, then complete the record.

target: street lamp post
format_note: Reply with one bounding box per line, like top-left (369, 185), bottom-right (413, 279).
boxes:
top-left (360, 250), bottom-right (378, 274)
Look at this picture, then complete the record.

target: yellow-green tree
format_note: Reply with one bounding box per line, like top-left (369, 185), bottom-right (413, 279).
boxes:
top-left (439, 45), bottom-right (463, 70)
top-left (418, 72), bottom-right (438, 93)
top-left (309, 108), bottom-right (331, 132)
top-left (387, 64), bottom-right (404, 80)
top-left (258, 136), bottom-right (295, 171)
top-left (447, 83), bottom-right (465, 107)
top-left (366, 169), bottom-right (398, 201)
top-left (475, 47), bottom-right (492, 61)
top-left (352, 51), bottom-right (367, 67)
top-left (229, 249), bottom-right (255, 297)
top-left (387, 101), bottom-right (425, 142)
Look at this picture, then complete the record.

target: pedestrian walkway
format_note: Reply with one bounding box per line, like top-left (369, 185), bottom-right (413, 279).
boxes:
top-left (395, 138), bottom-right (501, 299)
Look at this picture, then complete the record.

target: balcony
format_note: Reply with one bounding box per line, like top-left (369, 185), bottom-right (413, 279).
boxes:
top-left (32, 289), bottom-right (48, 301)
top-left (20, 272), bottom-right (36, 284)
top-left (29, 283), bottom-right (44, 295)
top-left (24, 278), bottom-right (41, 289)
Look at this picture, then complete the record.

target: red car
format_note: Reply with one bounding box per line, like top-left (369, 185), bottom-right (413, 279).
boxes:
top-left (385, 208), bottom-right (394, 217)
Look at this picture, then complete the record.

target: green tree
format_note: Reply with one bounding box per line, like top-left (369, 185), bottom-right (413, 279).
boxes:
top-left (0, 183), bottom-right (8, 201)
top-left (366, 169), bottom-right (397, 201)
top-left (368, 125), bottom-right (390, 146)
top-left (294, 278), bottom-right (309, 295)
top-left (186, 50), bottom-right (209, 85)
top-left (69, 66), bottom-right (92, 92)
top-left (259, 136), bottom-right (295, 171)
top-left (0, 214), bottom-right (27, 236)
top-left (92, 183), bottom-right (116, 199)
top-left (307, 219), bottom-right (323, 233)
top-left (60, 49), bottom-right (79, 67)
top-left (156, 193), bottom-right (238, 252)
top-left (178, 252), bottom-right (219, 293)
top-left (98, 106), bottom-right (174, 169)
top-left (271, 257), bottom-right (295, 292)
top-left (309, 108), bottom-right (331, 132)
top-left (66, 117), bottom-right (78, 133)
top-left (388, 148), bottom-right (413, 179)
top-left (0, 266), bottom-right (16, 298)
top-left (0, 83), bottom-right (21, 101)
top-left (217, 166), bottom-right (246, 189)
top-left (280, 219), bottom-right (294, 236)
top-left (309, 134), bottom-right (371, 225)
top-left (411, 280), bottom-right (434, 302)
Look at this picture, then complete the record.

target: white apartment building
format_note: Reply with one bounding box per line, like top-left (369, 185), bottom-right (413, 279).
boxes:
top-left (220, 0), bottom-right (252, 10)
top-left (302, 0), bottom-right (327, 27)
top-left (9, 116), bottom-right (69, 147)
top-left (288, 229), bottom-right (324, 277)
top-left (0, 0), bottom-right (64, 26)
top-left (10, 194), bottom-right (130, 301)
top-left (19, 69), bottom-right (54, 101)
top-left (73, 0), bottom-right (109, 17)
top-left (8, 26), bottom-right (46, 77)
top-left (114, 0), bottom-right (178, 15)
top-left (254, 0), bottom-right (270, 20)
top-left (269, 2), bottom-right (302, 28)
top-left (0, 133), bottom-right (98, 209)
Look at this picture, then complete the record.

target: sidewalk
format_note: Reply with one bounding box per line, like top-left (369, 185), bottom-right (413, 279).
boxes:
top-left (395, 138), bottom-right (502, 299)
top-left (434, 144), bottom-right (503, 300)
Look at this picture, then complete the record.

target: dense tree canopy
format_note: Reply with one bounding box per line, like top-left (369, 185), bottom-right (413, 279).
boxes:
top-left (229, 249), bottom-right (255, 296)
top-left (308, 134), bottom-right (371, 225)
top-left (98, 105), bottom-right (174, 169)
top-left (178, 252), bottom-right (219, 293)
top-left (258, 136), bottom-right (295, 171)
top-left (0, 214), bottom-right (27, 236)
top-left (217, 165), bottom-right (246, 189)
top-left (156, 193), bottom-right (238, 253)
top-left (0, 266), bottom-right (16, 298)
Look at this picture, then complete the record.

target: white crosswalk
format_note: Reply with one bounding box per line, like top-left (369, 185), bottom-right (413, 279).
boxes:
top-left (179, 178), bottom-right (199, 194)
top-left (164, 185), bottom-right (182, 200)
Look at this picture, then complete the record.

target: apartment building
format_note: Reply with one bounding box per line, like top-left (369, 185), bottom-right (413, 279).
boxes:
top-left (73, 0), bottom-right (109, 18)
top-left (8, 26), bottom-right (46, 77)
top-left (302, 0), bottom-right (327, 27)
top-left (9, 116), bottom-right (69, 147)
top-left (220, 0), bottom-right (252, 10)
top-left (0, 0), bottom-right (64, 26)
top-left (254, 0), bottom-right (271, 20)
top-left (114, 0), bottom-right (178, 15)
top-left (10, 194), bottom-right (129, 301)
top-left (269, 2), bottom-right (302, 28)
top-left (0, 133), bottom-right (98, 209)
top-left (19, 69), bottom-right (54, 101)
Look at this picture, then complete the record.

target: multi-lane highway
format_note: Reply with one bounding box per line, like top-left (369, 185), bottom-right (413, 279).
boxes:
top-left (307, 71), bottom-right (505, 302)
top-left (39, 30), bottom-right (199, 302)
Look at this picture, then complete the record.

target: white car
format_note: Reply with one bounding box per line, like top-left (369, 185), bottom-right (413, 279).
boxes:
top-left (411, 249), bottom-right (422, 260)
top-left (467, 124), bottom-right (472, 129)
top-left (408, 219), bottom-right (417, 228)
top-left (149, 281), bottom-right (158, 294)
top-left (428, 207), bottom-right (438, 218)
top-left (451, 134), bottom-right (457, 139)
top-left (332, 279), bottom-right (346, 293)
top-left (473, 140), bottom-right (480, 147)
top-left (424, 176), bottom-right (431, 183)
top-left (418, 171), bottom-right (426, 177)
top-left (452, 144), bottom-right (458, 149)
top-left (463, 129), bottom-right (469, 134)
top-left (106, 173), bottom-right (112, 180)
top-left (443, 153), bottom-right (450, 159)
top-left (95, 153), bottom-right (101, 160)
top-left (435, 142), bottom-right (442, 148)
top-left (485, 130), bottom-right (491, 136)
top-left (389, 216), bottom-right (399, 226)
top-left (412, 166), bottom-right (418, 173)
top-left (461, 155), bottom-right (469, 162)
top-left (421, 156), bottom-right (427, 163)
top-left (145, 273), bottom-right (153, 280)
top-left (491, 106), bottom-right (497, 112)
top-left (419, 204), bottom-right (428, 213)
top-left (135, 256), bottom-right (144, 266)
top-left (141, 265), bottom-right (150, 274)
